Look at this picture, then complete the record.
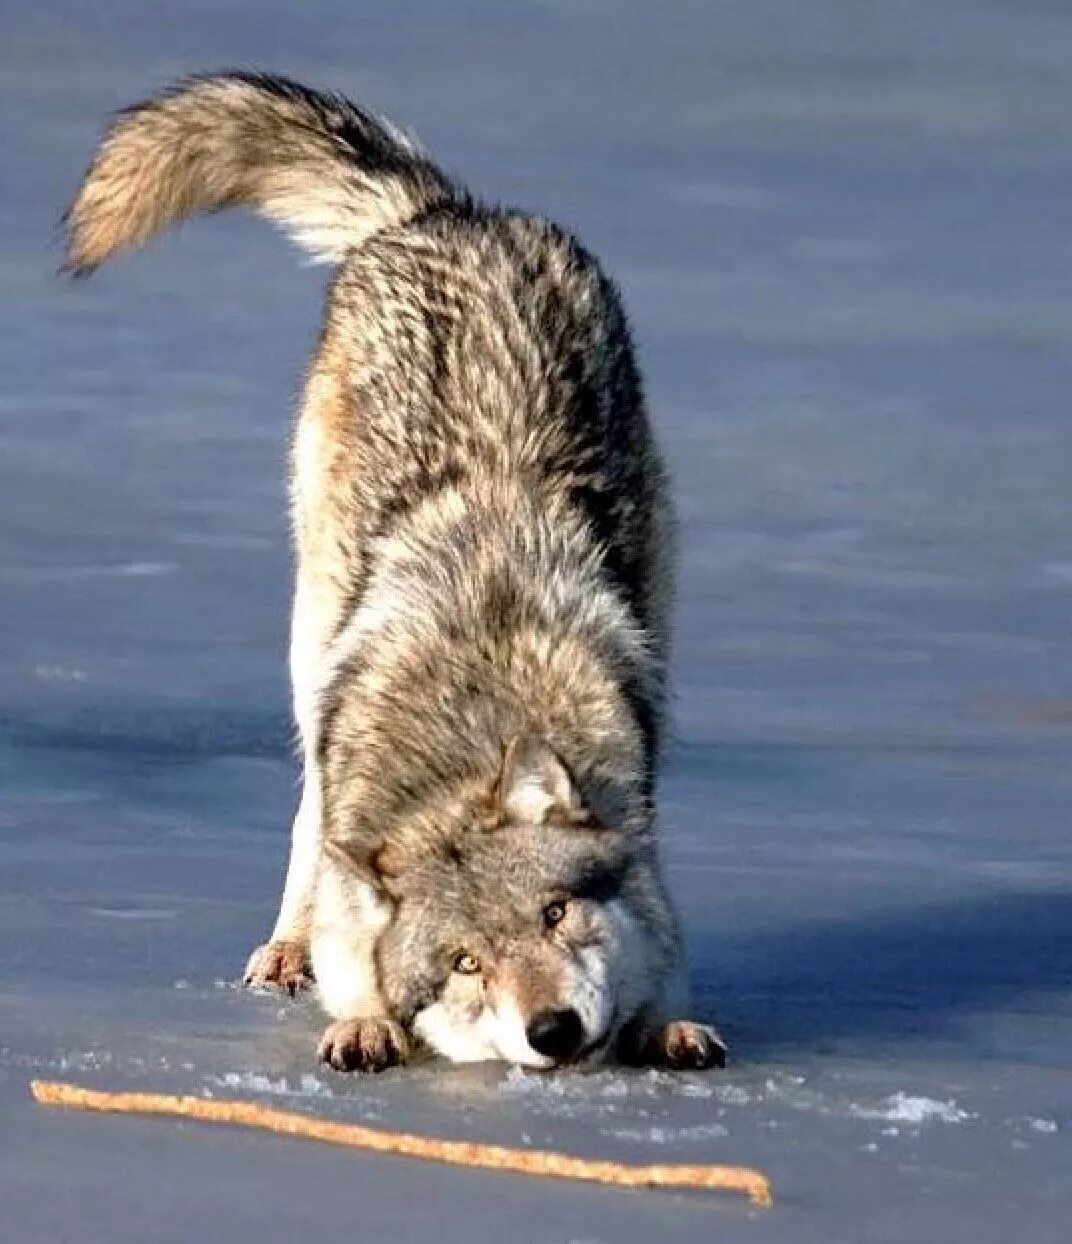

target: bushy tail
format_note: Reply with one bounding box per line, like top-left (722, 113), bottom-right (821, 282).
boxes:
top-left (64, 72), bottom-right (459, 274)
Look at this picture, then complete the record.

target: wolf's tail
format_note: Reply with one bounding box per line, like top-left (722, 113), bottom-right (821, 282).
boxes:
top-left (64, 72), bottom-right (460, 275)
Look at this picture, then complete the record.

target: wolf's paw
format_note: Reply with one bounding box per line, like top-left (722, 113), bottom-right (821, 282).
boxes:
top-left (317, 1017), bottom-right (408, 1074)
top-left (653, 1020), bottom-right (728, 1071)
top-left (243, 940), bottom-right (313, 995)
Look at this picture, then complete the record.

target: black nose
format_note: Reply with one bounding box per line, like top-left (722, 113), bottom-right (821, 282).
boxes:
top-left (526, 1008), bottom-right (585, 1061)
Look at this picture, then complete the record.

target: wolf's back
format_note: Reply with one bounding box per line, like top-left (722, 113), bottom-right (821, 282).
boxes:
top-left (64, 72), bottom-right (459, 274)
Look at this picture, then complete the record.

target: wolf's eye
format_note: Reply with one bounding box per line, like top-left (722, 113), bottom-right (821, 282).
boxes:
top-left (453, 952), bottom-right (480, 975)
top-left (543, 901), bottom-right (567, 928)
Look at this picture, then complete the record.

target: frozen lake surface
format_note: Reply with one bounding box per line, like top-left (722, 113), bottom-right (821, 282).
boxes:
top-left (2, 2), bottom-right (1070, 1240)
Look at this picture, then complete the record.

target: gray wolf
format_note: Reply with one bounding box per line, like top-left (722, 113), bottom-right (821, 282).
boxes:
top-left (66, 72), bottom-right (725, 1073)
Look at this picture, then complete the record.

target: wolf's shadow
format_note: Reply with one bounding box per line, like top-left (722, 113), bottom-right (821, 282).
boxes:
top-left (690, 886), bottom-right (1072, 1055)
top-left (670, 737), bottom-right (1072, 1056)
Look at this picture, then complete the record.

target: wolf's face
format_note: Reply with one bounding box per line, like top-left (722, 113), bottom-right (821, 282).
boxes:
top-left (332, 736), bottom-right (665, 1067)
top-left (379, 827), bottom-right (661, 1067)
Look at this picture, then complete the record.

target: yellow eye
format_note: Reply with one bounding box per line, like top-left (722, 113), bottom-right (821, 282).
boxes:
top-left (543, 901), bottom-right (567, 928)
top-left (453, 952), bottom-right (480, 975)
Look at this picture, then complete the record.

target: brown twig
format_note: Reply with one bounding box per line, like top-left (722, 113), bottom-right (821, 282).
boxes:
top-left (30, 1078), bottom-right (773, 1206)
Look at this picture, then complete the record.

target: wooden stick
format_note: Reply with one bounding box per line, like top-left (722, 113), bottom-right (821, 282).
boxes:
top-left (31, 1078), bottom-right (772, 1207)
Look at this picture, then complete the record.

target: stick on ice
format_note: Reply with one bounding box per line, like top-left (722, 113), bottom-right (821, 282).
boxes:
top-left (31, 1079), bottom-right (773, 1207)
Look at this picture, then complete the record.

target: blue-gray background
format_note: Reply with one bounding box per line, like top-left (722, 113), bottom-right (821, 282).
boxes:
top-left (1, 3), bottom-right (1069, 1240)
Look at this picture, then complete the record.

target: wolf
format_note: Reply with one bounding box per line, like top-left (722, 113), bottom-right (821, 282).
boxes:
top-left (65, 72), bottom-right (725, 1073)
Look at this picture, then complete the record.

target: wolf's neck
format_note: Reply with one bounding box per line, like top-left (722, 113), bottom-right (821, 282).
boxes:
top-left (315, 485), bottom-right (659, 833)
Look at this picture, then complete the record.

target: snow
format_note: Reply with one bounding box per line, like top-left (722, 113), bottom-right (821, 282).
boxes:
top-left (210, 1072), bottom-right (334, 1099)
top-left (2, 2), bottom-right (1071, 1242)
top-left (851, 1093), bottom-right (973, 1126)
top-left (605, 1123), bottom-right (730, 1145)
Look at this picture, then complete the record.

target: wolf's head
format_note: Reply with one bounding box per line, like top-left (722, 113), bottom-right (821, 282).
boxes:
top-left (330, 735), bottom-right (674, 1068)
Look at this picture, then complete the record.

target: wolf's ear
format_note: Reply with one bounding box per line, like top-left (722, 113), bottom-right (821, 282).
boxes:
top-left (323, 836), bottom-right (407, 891)
top-left (493, 734), bottom-right (596, 828)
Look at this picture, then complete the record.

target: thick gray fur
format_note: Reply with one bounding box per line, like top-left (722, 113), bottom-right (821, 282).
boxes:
top-left (66, 72), bottom-right (724, 1073)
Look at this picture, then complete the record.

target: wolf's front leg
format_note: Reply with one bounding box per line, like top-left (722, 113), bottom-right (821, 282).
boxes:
top-left (618, 1012), bottom-right (727, 1070)
top-left (310, 864), bottom-right (406, 1073)
top-left (618, 964), bottom-right (728, 1070)
top-left (641, 1019), bottom-right (728, 1070)
top-left (245, 574), bottom-right (332, 993)
top-left (243, 774), bottom-right (319, 992)
top-left (317, 1016), bottom-right (408, 1073)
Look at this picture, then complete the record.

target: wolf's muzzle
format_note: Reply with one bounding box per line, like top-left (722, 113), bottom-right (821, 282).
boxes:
top-left (526, 1008), bottom-right (585, 1062)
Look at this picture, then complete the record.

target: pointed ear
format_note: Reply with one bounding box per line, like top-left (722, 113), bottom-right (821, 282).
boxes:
top-left (322, 836), bottom-right (407, 892)
top-left (494, 734), bottom-right (595, 828)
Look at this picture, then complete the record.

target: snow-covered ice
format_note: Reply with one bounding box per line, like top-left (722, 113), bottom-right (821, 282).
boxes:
top-left (2, 2), bottom-right (1071, 1242)
top-left (850, 1092), bottom-right (973, 1126)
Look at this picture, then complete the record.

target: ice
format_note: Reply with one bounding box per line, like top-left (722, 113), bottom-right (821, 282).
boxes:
top-left (852, 1093), bottom-right (974, 1126)
top-left (213, 1071), bottom-right (331, 1098)
top-left (298, 1074), bottom-right (331, 1098)
top-left (674, 1079), bottom-right (714, 1099)
top-left (88, 907), bottom-right (178, 921)
top-left (34, 665), bottom-right (88, 682)
top-left (500, 1067), bottom-right (567, 1098)
top-left (713, 1084), bottom-right (753, 1107)
top-left (218, 1072), bottom-right (289, 1095)
top-left (2, 2), bottom-right (1072, 1242)
top-left (606, 1123), bottom-right (730, 1144)
top-left (598, 1079), bottom-right (630, 1099)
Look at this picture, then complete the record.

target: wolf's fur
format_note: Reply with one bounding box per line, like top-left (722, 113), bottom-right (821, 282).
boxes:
top-left (67, 72), bottom-right (724, 1072)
